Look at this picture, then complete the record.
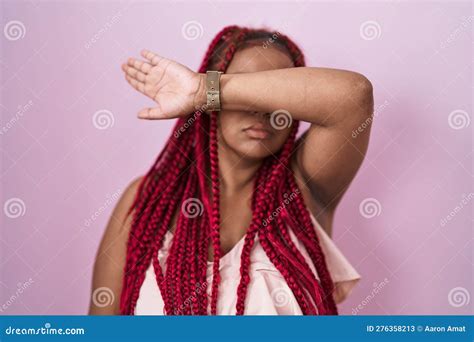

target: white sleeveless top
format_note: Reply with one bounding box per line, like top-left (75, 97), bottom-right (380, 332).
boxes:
top-left (135, 214), bottom-right (360, 315)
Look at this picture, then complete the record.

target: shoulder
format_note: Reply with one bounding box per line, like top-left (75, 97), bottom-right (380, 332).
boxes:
top-left (103, 175), bottom-right (145, 235)
top-left (116, 176), bottom-right (144, 224)
top-left (89, 176), bottom-right (144, 315)
top-left (125, 176), bottom-right (144, 198)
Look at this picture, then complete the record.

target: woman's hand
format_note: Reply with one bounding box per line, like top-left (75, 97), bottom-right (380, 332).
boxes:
top-left (121, 49), bottom-right (204, 119)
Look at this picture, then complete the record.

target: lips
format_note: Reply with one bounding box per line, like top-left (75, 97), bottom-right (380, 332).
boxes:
top-left (243, 123), bottom-right (272, 139)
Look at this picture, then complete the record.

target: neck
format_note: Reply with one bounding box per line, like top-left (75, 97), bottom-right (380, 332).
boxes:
top-left (217, 141), bottom-right (262, 195)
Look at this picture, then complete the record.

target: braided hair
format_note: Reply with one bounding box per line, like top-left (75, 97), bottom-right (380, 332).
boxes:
top-left (119, 25), bottom-right (338, 315)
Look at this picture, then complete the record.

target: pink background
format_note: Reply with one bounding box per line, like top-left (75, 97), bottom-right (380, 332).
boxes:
top-left (1, 1), bottom-right (472, 315)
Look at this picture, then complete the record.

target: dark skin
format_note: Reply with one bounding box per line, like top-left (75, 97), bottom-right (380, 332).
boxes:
top-left (89, 43), bottom-right (373, 314)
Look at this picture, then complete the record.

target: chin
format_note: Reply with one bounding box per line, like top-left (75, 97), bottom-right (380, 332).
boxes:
top-left (219, 129), bottom-right (285, 161)
top-left (235, 141), bottom-right (278, 160)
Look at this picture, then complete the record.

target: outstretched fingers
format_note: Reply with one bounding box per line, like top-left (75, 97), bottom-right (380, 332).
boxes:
top-left (141, 49), bottom-right (165, 66)
top-left (122, 63), bottom-right (147, 82)
top-left (127, 57), bottom-right (152, 73)
top-left (125, 74), bottom-right (145, 93)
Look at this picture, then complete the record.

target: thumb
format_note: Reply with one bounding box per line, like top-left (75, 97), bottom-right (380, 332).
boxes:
top-left (137, 107), bottom-right (166, 120)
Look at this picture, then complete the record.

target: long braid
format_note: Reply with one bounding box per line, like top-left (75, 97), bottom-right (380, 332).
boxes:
top-left (166, 166), bottom-right (198, 314)
top-left (258, 165), bottom-right (323, 314)
top-left (287, 173), bottom-right (338, 313)
top-left (235, 158), bottom-right (274, 313)
top-left (150, 178), bottom-right (185, 311)
top-left (207, 29), bottom-right (249, 315)
top-left (208, 110), bottom-right (222, 315)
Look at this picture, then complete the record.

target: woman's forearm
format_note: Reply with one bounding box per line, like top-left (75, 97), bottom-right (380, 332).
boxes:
top-left (196, 67), bottom-right (373, 125)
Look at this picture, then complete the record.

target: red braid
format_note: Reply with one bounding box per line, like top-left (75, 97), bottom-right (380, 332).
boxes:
top-left (119, 25), bottom-right (338, 316)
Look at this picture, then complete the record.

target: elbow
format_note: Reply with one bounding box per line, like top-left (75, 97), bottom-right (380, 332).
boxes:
top-left (351, 74), bottom-right (374, 117)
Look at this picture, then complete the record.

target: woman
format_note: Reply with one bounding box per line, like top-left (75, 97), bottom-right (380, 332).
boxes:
top-left (89, 25), bottom-right (373, 315)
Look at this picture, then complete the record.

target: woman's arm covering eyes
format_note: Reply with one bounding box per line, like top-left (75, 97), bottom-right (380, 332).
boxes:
top-left (195, 67), bottom-right (374, 208)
